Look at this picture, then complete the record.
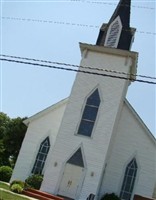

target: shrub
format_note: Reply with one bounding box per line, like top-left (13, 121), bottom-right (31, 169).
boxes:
top-left (10, 183), bottom-right (23, 194)
top-left (100, 193), bottom-right (121, 200)
top-left (0, 166), bottom-right (13, 182)
top-left (10, 180), bottom-right (25, 189)
top-left (25, 174), bottom-right (43, 190)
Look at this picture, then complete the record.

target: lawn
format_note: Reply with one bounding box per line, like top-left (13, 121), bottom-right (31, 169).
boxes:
top-left (0, 181), bottom-right (34, 200)
top-left (0, 182), bottom-right (9, 191)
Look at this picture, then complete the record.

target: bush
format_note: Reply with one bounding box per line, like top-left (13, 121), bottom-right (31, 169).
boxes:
top-left (10, 183), bottom-right (23, 194)
top-left (101, 193), bottom-right (121, 200)
top-left (10, 180), bottom-right (25, 189)
top-left (25, 174), bottom-right (43, 190)
top-left (0, 166), bottom-right (13, 182)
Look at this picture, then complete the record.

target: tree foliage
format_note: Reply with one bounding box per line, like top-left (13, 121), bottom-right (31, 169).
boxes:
top-left (25, 174), bottom-right (43, 189)
top-left (101, 193), bottom-right (121, 200)
top-left (10, 183), bottom-right (23, 194)
top-left (0, 112), bottom-right (27, 167)
top-left (0, 166), bottom-right (13, 182)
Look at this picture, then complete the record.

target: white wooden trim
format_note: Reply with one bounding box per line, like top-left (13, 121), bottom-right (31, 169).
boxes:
top-left (118, 153), bottom-right (141, 200)
top-left (55, 144), bottom-right (87, 199)
top-left (104, 16), bottom-right (122, 48)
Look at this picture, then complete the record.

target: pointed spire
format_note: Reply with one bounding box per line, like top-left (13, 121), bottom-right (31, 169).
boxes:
top-left (96, 0), bottom-right (135, 51)
top-left (109, 0), bottom-right (131, 28)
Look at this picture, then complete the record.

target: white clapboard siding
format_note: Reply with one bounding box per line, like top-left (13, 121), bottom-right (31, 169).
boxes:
top-left (41, 44), bottom-right (138, 200)
top-left (99, 101), bottom-right (156, 199)
top-left (10, 99), bottom-right (67, 182)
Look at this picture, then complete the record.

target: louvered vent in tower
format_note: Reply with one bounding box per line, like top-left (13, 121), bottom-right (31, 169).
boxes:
top-left (104, 16), bottom-right (122, 48)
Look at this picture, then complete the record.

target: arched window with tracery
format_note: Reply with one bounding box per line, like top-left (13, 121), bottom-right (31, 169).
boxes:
top-left (120, 158), bottom-right (138, 200)
top-left (32, 137), bottom-right (50, 175)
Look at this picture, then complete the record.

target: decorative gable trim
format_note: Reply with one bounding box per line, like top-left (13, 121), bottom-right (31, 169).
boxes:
top-left (104, 16), bottom-right (122, 48)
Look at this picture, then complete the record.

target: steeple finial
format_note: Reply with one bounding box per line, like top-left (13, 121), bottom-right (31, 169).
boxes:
top-left (96, 0), bottom-right (135, 50)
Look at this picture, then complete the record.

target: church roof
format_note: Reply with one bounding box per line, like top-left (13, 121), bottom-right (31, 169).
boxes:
top-left (96, 0), bottom-right (135, 50)
top-left (124, 100), bottom-right (156, 144)
top-left (109, 0), bottom-right (131, 28)
top-left (23, 98), bottom-right (68, 126)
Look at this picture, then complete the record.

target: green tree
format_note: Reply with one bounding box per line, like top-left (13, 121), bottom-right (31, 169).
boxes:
top-left (0, 112), bottom-right (27, 167)
top-left (0, 112), bottom-right (11, 139)
top-left (0, 112), bottom-right (11, 166)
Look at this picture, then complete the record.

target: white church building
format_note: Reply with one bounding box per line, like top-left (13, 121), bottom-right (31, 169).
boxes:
top-left (11, 0), bottom-right (156, 200)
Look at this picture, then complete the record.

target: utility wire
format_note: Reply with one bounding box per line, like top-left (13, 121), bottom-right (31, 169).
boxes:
top-left (0, 58), bottom-right (155, 85)
top-left (69, 0), bottom-right (155, 10)
top-left (2, 17), bottom-right (156, 36)
top-left (0, 54), bottom-right (155, 80)
top-left (0, 0), bottom-right (154, 10)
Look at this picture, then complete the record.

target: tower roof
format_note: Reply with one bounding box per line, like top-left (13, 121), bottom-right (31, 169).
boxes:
top-left (109, 0), bottom-right (131, 28)
top-left (96, 0), bottom-right (135, 50)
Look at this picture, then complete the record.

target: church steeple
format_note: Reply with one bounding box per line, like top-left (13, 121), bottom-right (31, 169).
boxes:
top-left (96, 0), bottom-right (135, 50)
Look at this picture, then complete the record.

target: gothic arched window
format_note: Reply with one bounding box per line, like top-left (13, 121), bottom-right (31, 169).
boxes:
top-left (77, 89), bottom-right (100, 137)
top-left (120, 158), bottom-right (138, 200)
top-left (32, 137), bottom-right (50, 175)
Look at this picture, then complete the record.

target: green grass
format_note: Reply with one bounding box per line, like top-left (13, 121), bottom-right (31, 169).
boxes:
top-left (0, 182), bottom-right (10, 190)
top-left (0, 181), bottom-right (34, 200)
top-left (0, 190), bottom-right (33, 200)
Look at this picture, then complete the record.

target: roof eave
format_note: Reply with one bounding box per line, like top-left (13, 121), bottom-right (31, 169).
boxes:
top-left (124, 99), bottom-right (156, 144)
top-left (23, 98), bottom-right (68, 126)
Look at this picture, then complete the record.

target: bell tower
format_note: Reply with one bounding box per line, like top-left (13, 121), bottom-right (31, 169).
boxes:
top-left (41, 0), bottom-right (138, 199)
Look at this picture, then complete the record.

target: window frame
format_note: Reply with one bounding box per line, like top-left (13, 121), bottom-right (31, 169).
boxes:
top-left (32, 137), bottom-right (50, 175)
top-left (120, 158), bottom-right (138, 200)
top-left (76, 89), bottom-right (101, 138)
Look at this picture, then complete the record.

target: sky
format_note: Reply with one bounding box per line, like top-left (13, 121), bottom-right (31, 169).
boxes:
top-left (0, 0), bottom-right (155, 136)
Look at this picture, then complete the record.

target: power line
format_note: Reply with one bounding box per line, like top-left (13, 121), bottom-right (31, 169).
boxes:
top-left (0, 0), bottom-right (154, 10)
top-left (2, 17), bottom-right (156, 36)
top-left (69, 0), bottom-right (155, 10)
top-left (1, 54), bottom-right (155, 80)
top-left (0, 58), bottom-right (155, 85)
top-left (2, 16), bottom-right (99, 28)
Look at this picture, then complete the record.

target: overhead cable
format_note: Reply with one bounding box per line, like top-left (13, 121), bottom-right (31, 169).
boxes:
top-left (2, 17), bottom-right (156, 36)
top-left (68, 0), bottom-right (155, 10)
top-left (0, 58), bottom-right (155, 85)
top-left (0, 54), bottom-right (155, 80)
